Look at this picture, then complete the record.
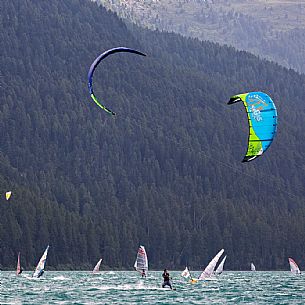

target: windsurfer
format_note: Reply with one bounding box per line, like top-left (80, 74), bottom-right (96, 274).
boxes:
top-left (37, 270), bottom-right (44, 278)
top-left (162, 269), bottom-right (172, 289)
top-left (141, 269), bottom-right (146, 278)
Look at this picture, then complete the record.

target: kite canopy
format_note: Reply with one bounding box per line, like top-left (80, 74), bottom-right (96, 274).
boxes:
top-left (87, 47), bottom-right (146, 115)
top-left (5, 191), bottom-right (12, 200)
top-left (228, 92), bottom-right (277, 162)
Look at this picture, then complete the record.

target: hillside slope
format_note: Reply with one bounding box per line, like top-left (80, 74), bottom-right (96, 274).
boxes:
top-left (0, 0), bottom-right (305, 270)
top-left (97, 0), bottom-right (305, 74)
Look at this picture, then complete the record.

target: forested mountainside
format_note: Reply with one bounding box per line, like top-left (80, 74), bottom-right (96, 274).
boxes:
top-left (1, 0), bottom-right (305, 271)
top-left (97, 0), bottom-right (305, 74)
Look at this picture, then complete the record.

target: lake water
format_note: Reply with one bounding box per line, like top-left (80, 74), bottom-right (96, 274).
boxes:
top-left (0, 271), bottom-right (304, 304)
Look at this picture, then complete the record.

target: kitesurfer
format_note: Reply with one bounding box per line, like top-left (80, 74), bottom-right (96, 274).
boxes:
top-left (162, 269), bottom-right (172, 289)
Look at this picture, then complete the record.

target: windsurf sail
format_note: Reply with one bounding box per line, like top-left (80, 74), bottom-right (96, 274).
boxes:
top-left (33, 245), bottom-right (49, 278)
top-left (215, 255), bottom-right (227, 275)
top-left (182, 266), bottom-right (198, 283)
top-left (92, 258), bottom-right (103, 273)
top-left (228, 92), bottom-right (277, 162)
top-left (251, 263), bottom-right (256, 271)
top-left (134, 245), bottom-right (148, 276)
top-left (16, 252), bottom-right (21, 275)
top-left (199, 249), bottom-right (224, 280)
top-left (181, 266), bottom-right (191, 278)
top-left (288, 258), bottom-right (301, 274)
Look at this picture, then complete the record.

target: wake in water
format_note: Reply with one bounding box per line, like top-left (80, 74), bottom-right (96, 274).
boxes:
top-left (23, 274), bottom-right (40, 281)
top-left (96, 281), bottom-right (166, 291)
top-left (52, 275), bottom-right (70, 281)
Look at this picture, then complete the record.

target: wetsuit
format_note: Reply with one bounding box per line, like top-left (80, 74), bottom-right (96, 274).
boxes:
top-left (162, 271), bottom-right (172, 289)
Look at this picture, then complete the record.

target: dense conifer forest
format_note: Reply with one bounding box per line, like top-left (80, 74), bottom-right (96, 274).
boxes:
top-left (1, 0), bottom-right (305, 271)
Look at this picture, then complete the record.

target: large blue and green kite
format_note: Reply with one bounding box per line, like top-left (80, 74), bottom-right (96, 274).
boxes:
top-left (228, 92), bottom-right (277, 162)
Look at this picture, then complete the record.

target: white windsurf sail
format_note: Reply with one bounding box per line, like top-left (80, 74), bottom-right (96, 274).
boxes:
top-left (199, 249), bottom-right (224, 280)
top-left (92, 258), bottom-right (103, 273)
top-left (288, 258), bottom-right (301, 274)
top-left (33, 245), bottom-right (49, 278)
top-left (251, 263), bottom-right (256, 271)
top-left (134, 245), bottom-right (148, 276)
top-left (215, 255), bottom-right (227, 275)
top-left (181, 266), bottom-right (191, 278)
top-left (16, 252), bottom-right (21, 275)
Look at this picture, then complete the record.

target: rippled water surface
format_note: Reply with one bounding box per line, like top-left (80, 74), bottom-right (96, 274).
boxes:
top-left (0, 271), bottom-right (304, 304)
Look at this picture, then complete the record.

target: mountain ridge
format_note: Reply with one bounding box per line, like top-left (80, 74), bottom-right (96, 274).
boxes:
top-left (96, 0), bottom-right (305, 74)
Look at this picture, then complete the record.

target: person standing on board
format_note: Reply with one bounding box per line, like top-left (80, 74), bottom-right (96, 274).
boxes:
top-left (162, 269), bottom-right (172, 289)
top-left (141, 269), bottom-right (146, 278)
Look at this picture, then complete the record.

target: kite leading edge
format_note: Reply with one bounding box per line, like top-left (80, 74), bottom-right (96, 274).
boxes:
top-left (87, 47), bottom-right (146, 116)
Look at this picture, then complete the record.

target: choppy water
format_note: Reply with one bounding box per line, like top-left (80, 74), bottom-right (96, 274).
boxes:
top-left (0, 271), bottom-right (305, 304)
